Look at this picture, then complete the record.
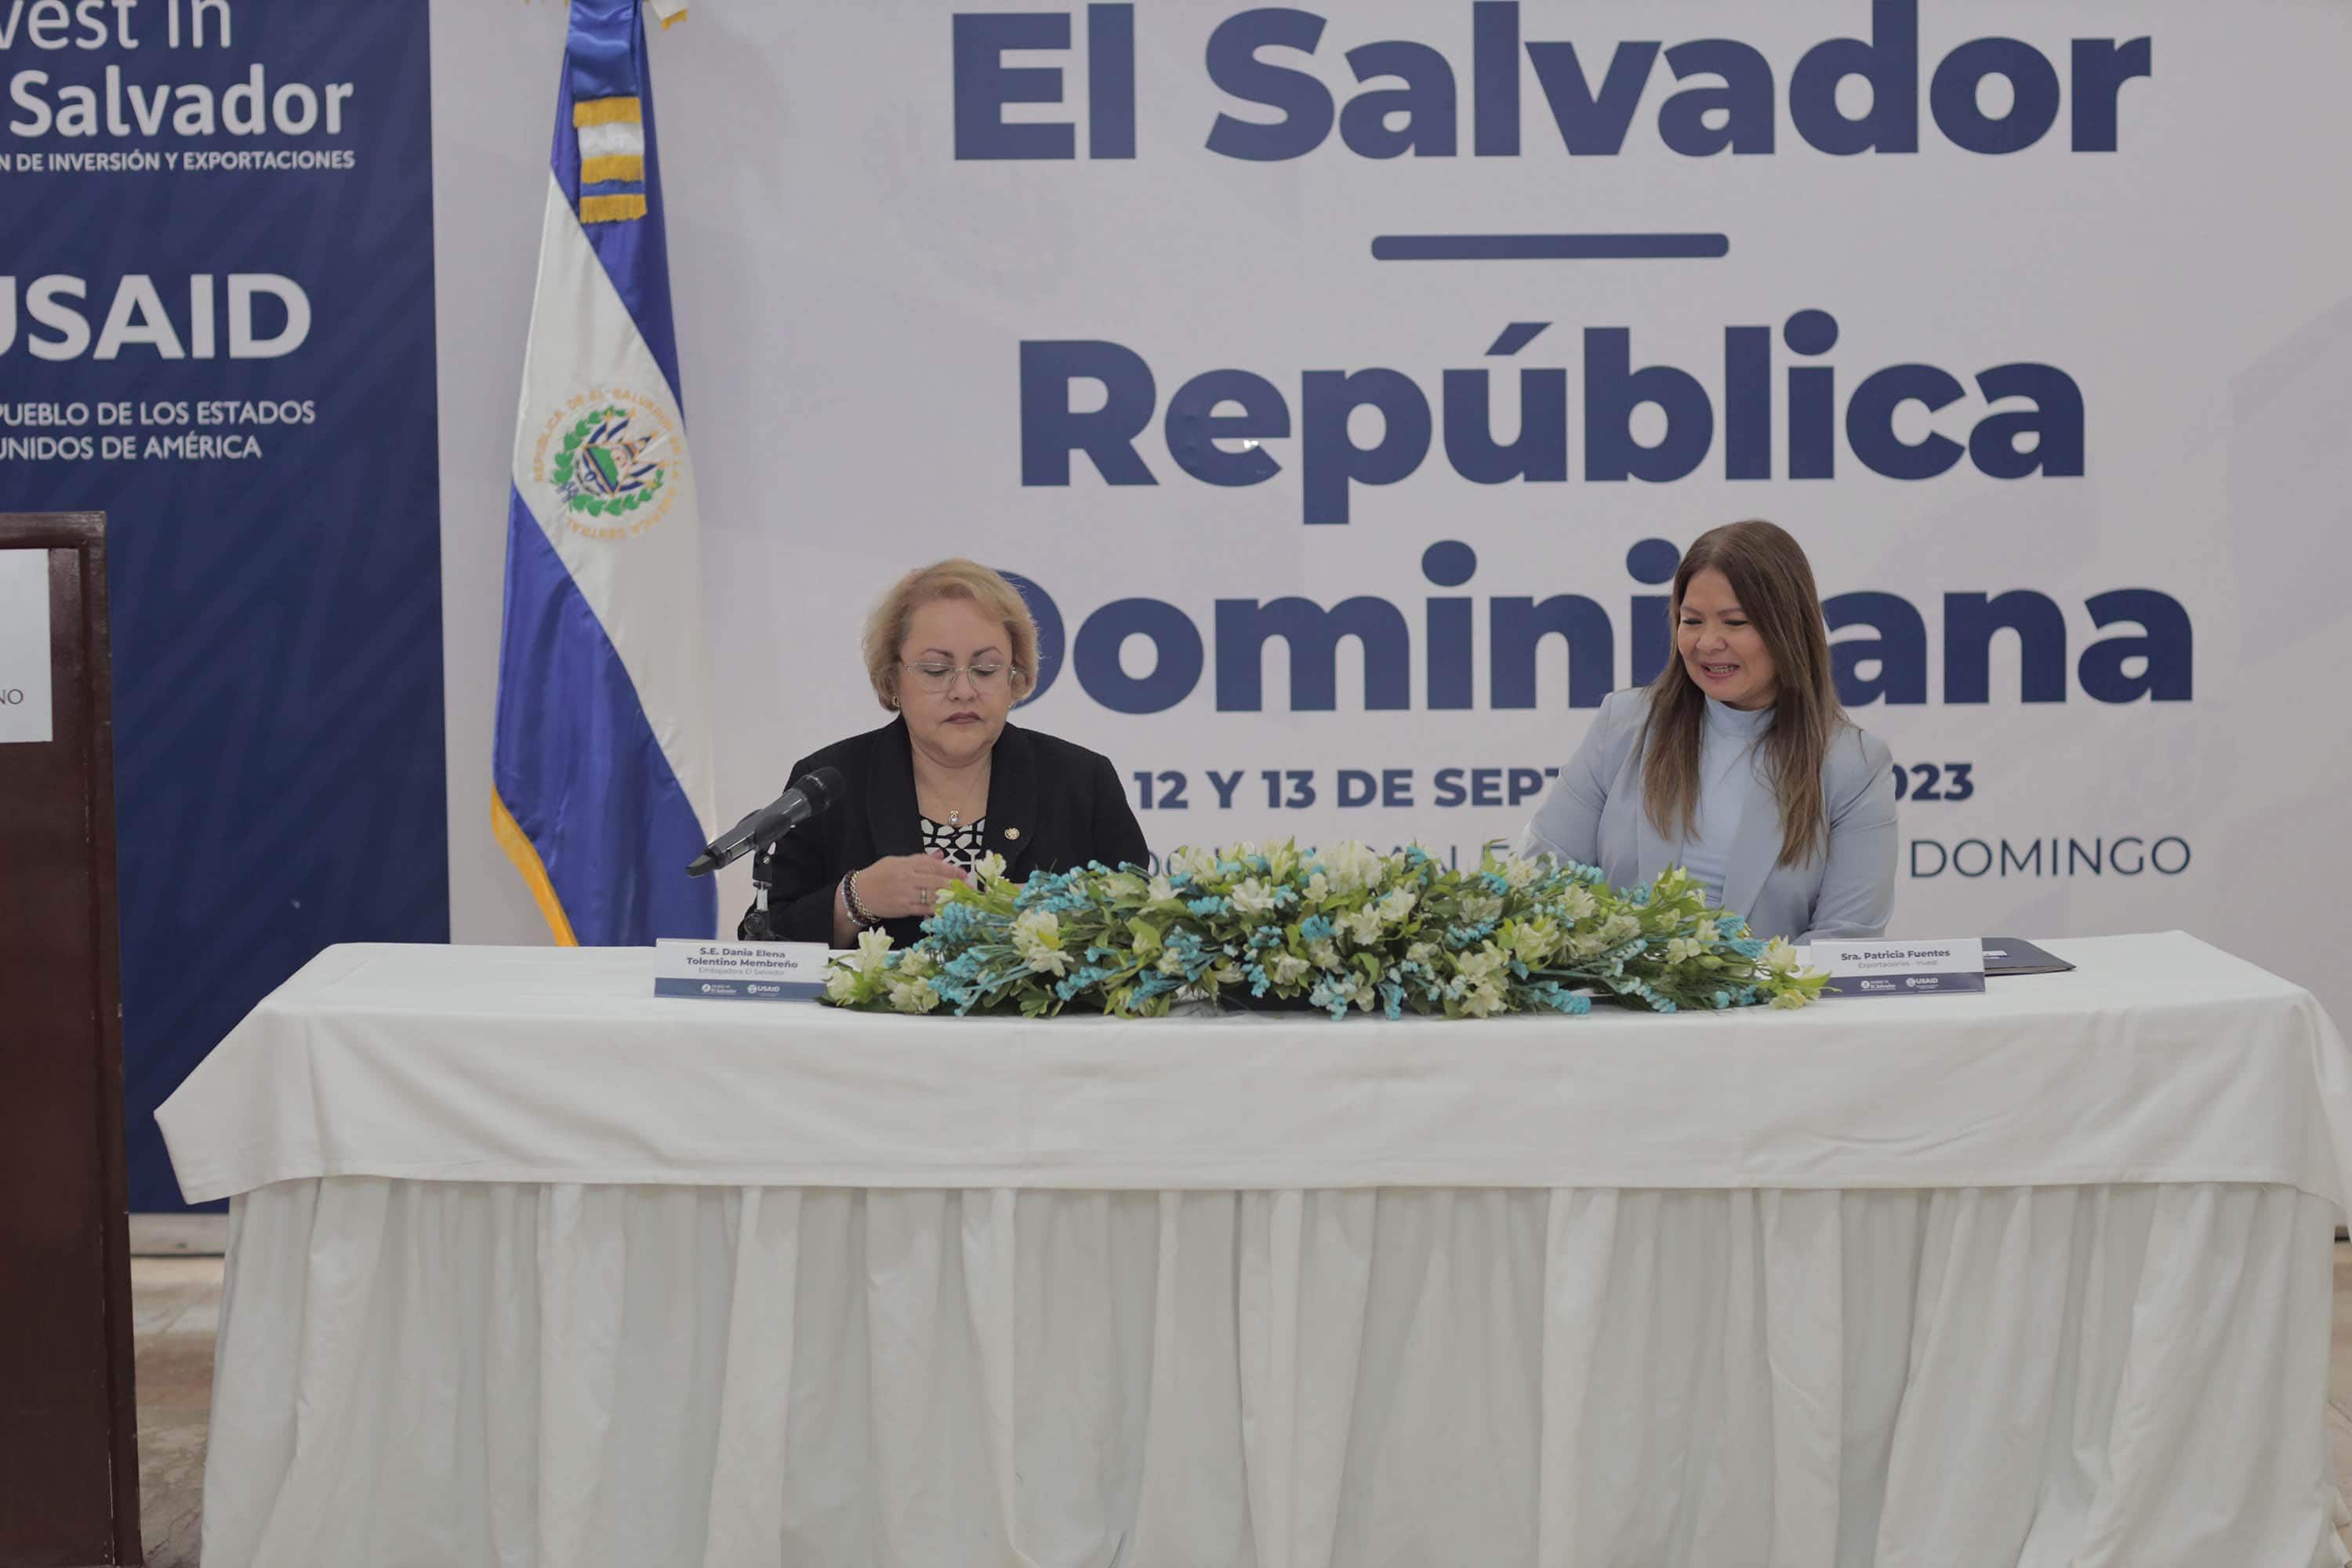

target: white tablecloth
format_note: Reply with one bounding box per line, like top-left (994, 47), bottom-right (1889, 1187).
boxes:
top-left (160, 932), bottom-right (2352, 1202)
top-left (159, 935), bottom-right (2352, 1568)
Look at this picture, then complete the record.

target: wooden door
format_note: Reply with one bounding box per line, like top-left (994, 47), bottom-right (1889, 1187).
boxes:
top-left (0, 514), bottom-right (140, 1566)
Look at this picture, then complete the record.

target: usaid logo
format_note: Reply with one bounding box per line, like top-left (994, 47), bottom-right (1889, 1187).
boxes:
top-left (0, 274), bottom-right (311, 361)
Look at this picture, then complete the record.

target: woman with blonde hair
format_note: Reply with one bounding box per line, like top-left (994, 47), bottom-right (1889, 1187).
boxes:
top-left (742, 559), bottom-right (1147, 947)
top-left (1518, 521), bottom-right (1896, 943)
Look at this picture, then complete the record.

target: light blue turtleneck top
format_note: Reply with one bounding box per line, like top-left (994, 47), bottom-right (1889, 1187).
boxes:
top-left (1676, 697), bottom-right (1774, 908)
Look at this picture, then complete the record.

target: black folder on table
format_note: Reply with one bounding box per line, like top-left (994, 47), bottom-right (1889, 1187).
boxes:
top-left (1981, 937), bottom-right (2075, 976)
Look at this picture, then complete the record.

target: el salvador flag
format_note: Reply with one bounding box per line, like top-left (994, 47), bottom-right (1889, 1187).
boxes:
top-left (492, 0), bottom-right (714, 946)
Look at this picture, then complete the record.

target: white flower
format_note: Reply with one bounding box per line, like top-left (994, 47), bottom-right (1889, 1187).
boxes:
top-left (1307, 939), bottom-right (1340, 969)
top-left (1170, 846), bottom-right (1220, 879)
top-left (1011, 909), bottom-right (1069, 975)
top-left (894, 946), bottom-right (934, 980)
top-left (1148, 875), bottom-right (1177, 904)
top-left (1499, 856), bottom-right (1540, 889)
top-left (1692, 918), bottom-right (1719, 946)
top-left (1460, 977), bottom-right (1507, 1017)
top-left (855, 928), bottom-right (895, 975)
top-left (971, 851), bottom-right (1007, 885)
top-left (1377, 887), bottom-right (1418, 924)
top-left (887, 976), bottom-right (940, 1014)
top-left (1558, 885), bottom-right (1598, 923)
top-left (1601, 913), bottom-right (1641, 946)
top-left (825, 965), bottom-right (860, 1004)
top-left (1664, 937), bottom-right (1703, 964)
top-left (1304, 871), bottom-right (1332, 904)
top-left (1763, 937), bottom-right (1801, 975)
top-left (1450, 942), bottom-right (1508, 983)
top-left (1406, 941), bottom-right (1440, 967)
top-left (1157, 950), bottom-right (1189, 975)
top-left (1271, 953), bottom-right (1312, 985)
top-left (1457, 893), bottom-right (1504, 926)
top-left (1342, 904), bottom-right (1385, 946)
top-left (1229, 878), bottom-right (1277, 916)
top-left (1507, 918), bottom-right (1560, 966)
top-left (1322, 841), bottom-right (1386, 895)
top-left (1771, 989), bottom-right (1809, 1009)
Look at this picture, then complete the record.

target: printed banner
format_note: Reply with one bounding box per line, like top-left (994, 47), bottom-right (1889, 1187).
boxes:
top-left (599, 1), bottom-right (2348, 1025)
top-left (0, 0), bottom-right (446, 1209)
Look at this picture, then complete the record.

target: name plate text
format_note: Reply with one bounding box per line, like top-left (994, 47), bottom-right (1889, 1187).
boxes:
top-left (1817, 938), bottom-right (1987, 997)
top-left (653, 939), bottom-right (830, 1000)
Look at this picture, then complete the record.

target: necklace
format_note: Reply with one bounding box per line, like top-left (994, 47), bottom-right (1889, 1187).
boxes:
top-left (920, 766), bottom-right (989, 828)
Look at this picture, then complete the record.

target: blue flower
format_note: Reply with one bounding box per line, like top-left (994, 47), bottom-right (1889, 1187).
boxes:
top-left (1189, 895), bottom-right (1229, 917)
top-left (1298, 914), bottom-right (1335, 942)
top-left (1307, 977), bottom-right (1352, 1020)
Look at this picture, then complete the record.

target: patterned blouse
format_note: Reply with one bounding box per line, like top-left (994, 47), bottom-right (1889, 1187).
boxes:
top-left (920, 815), bottom-right (986, 872)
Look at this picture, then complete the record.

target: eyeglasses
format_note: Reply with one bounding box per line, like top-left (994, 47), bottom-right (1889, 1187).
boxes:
top-left (901, 660), bottom-right (1022, 694)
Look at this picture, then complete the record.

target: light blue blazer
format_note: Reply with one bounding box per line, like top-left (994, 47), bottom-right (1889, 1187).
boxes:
top-left (1516, 688), bottom-right (1899, 944)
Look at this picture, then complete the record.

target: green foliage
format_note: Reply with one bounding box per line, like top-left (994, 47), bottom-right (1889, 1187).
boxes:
top-left (822, 842), bottom-right (1828, 1021)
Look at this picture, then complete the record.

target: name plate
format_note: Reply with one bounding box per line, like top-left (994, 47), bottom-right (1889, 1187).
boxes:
top-left (1817, 937), bottom-right (1986, 997)
top-left (653, 939), bottom-right (830, 1000)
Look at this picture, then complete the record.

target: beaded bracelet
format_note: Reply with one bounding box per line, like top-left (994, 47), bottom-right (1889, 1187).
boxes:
top-left (841, 870), bottom-right (881, 929)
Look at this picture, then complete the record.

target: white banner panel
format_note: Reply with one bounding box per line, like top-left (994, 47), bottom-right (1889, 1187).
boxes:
top-left (0, 552), bottom-right (53, 746)
top-left (432, 2), bottom-right (2352, 1024)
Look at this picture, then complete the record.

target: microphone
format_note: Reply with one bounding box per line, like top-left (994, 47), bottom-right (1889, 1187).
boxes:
top-left (686, 765), bottom-right (846, 877)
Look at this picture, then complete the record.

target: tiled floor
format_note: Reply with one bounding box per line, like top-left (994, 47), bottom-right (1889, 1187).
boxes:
top-left (134, 1246), bottom-right (2352, 1566)
top-left (135, 1255), bottom-right (223, 1568)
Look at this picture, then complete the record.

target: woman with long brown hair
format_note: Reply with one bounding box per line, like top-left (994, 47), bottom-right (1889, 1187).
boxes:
top-left (1517, 521), bottom-right (1896, 942)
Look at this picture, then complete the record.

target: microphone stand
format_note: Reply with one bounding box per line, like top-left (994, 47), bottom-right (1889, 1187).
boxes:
top-left (741, 844), bottom-right (780, 941)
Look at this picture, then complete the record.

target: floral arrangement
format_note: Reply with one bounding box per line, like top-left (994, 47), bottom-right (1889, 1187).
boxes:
top-left (822, 841), bottom-right (1826, 1020)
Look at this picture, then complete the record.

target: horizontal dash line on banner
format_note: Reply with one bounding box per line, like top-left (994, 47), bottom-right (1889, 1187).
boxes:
top-left (1370, 233), bottom-right (1731, 261)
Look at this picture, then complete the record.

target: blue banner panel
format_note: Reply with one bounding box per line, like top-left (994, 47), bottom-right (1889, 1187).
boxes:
top-left (0, 0), bottom-right (448, 1210)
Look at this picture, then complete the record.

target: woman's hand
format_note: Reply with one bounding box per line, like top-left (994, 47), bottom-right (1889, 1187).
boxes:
top-left (852, 851), bottom-right (969, 920)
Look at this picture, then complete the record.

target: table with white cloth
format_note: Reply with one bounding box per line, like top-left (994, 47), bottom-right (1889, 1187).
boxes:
top-left (158, 931), bottom-right (2352, 1568)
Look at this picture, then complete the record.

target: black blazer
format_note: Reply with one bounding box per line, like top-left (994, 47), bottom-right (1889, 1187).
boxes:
top-left (741, 717), bottom-right (1149, 947)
